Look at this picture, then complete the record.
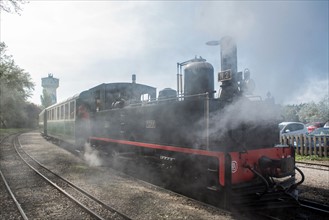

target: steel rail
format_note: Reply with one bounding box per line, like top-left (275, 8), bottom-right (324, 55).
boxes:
top-left (17, 137), bottom-right (132, 220)
top-left (0, 133), bottom-right (29, 220)
top-left (12, 135), bottom-right (106, 220)
top-left (296, 161), bottom-right (329, 169)
top-left (0, 168), bottom-right (29, 220)
top-left (299, 199), bottom-right (329, 215)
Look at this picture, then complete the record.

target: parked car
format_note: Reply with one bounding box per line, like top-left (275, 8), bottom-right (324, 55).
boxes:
top-left (324, 121), bottom-right (329, 128)
top-left (309, 127), bottom-right (329, 136)
top-left (305, 122), bottom-right (325, 133)
top-left (279, 122), bottom-right (308, 136)
top-left (306, 127), bottom-right (329, 148)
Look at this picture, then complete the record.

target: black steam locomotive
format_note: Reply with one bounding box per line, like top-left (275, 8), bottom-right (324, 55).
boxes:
top-left (39, 36), bottom-right (303, 210)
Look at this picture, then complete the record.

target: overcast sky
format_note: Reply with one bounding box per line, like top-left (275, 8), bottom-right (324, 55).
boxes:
top-left (1, 1), bottom-right (328, 105)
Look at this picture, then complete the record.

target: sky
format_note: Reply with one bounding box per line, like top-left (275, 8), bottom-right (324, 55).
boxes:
top-left (1, 1), bottom-right (328, 105)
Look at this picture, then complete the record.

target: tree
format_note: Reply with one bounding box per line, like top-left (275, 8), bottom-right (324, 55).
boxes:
top-left (281, 104), bottom-right (300, 122)
top-left (23, 102), bottom-right (42, 128)
top-left (0, 42), bottom-right (35, 128)
top-left (0, 0), bottom-right (27, 14)
top-left (40, 89), bottom-right (53, 108)
top-left (297, 102), bottom-right (318, 123)
top-left (317, 95), bottom-right (329, 122)
top-left (279, 96), bottom-right (328, 124)
top-left (296, 96), bottom-right (329, 123)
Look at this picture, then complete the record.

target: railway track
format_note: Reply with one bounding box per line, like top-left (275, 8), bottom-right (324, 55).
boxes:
top-left (112, 148), bottom-right (329, 219)
top-left (104, 147), bottom-right (329, 220)
top-left (298, 199), bottom-right (329, 220)
top-left (2, 131), bottom-right (328, 219)
top-left (296, 160), bottom-right (329, 216)
top-left (296, 161), bottom-right (329, 170)
top-left (0, 133), bottom-right (132, 220)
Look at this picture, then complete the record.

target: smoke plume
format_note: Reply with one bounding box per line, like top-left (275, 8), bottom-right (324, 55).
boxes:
top-left (83, 143), bottom-right (103, 167)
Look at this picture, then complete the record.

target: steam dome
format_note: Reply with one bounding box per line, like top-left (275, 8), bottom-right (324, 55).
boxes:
top-left (184, 60), bottom-right (214, 98)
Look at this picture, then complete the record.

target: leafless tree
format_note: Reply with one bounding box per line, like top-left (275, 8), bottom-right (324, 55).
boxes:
top-left (0, 0), bottom-right (27, 14)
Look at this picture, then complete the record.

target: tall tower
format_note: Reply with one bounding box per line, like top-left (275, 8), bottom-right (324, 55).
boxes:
top-left (41, 73), bottom-right (59, 105)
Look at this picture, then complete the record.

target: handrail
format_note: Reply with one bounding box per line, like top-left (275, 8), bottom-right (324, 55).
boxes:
top-left (128, 92), bottom-right (210, 107)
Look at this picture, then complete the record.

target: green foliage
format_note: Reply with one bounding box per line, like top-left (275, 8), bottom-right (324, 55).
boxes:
top-left (317, 95), bottom-right (329, 122)
top-left (0, 42), bottom-right (39, 128)
top-left (281, 105), bottom-right (300, 122)
top-left (297, 96), bottom-right (329, 123)
top-left (281, 96), bottom-right (329, 123)
top-left (0, 42), bottom-right (34, 97)
top-left (40, 89), bottom-right (53, 108)
top-left (0, 128), bottom-right (29, 138)
top-left (295, 154), bottom-right (329, 161)
top-left (23, 102), bottom-right (42, 128)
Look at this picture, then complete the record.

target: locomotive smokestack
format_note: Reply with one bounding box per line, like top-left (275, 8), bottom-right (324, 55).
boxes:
top-left (218, 36), bottom-right (239, 101)
top-left (132, 74), bottom-right (136, 84)
top-left (220, 36), bottom-right (237, 75)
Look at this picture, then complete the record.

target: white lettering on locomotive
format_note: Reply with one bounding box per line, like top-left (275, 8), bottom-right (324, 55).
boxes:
top-left (146, 120), bottom-right (156, 128)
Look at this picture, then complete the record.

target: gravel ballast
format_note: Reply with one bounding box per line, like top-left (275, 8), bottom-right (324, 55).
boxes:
top-left (2, 131), bottom-right (327, 219)
top-left (17, 132), bottom-right (234, 220)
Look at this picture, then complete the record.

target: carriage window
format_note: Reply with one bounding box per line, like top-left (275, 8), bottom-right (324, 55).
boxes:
top-left (61, 105), bottom-right (64, 119)
top-left (54, 108), bottom-right (57, 120)
top-left (65, 103), bottom-right (69, 119)
top-left (57, 107), bottom-right (60, 120)
top-left (51, 109), bottom-right (55, 121)
top-left (141, 93), bottom-right (151, 102)
top-left (70, 101), bottom-right (75, 119)
top-left (51, 108), bottom-right (56, 120)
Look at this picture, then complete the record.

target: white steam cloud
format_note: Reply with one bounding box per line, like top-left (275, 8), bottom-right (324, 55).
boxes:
top-left (208, 97), bottom-right (280, 140)
top-left (83, 143), bottom-right (102, 167)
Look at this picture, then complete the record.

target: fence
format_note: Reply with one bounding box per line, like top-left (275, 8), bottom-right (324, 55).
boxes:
top-left (280, 134), bottom-right (329, 157)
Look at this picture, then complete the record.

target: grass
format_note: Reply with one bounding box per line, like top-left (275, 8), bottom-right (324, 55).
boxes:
top-left (0, 128), bottom-right (33, 141)
top-left (295, 154), bottom-right (329, 162)
top-left (0, 128), bottom-right (30, 133)
top-left (0, 128), bottom-right (24, 135)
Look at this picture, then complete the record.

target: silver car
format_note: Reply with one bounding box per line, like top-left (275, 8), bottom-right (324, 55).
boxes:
top-left (279, 122), bottom-right (308, 136)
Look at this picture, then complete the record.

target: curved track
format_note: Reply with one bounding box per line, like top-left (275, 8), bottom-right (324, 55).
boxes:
top-left (296, 161), bottom-right (329, 170)
top-left (3, 131), bottom-right (328, 219)
top-left (0, 133), bottom-right (132, 220)
top-left (0, 133), bottom-right (29, 220)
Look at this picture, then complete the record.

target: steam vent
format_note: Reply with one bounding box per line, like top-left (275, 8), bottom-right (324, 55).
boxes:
top-left (41, 73), bottom-right (59, 105)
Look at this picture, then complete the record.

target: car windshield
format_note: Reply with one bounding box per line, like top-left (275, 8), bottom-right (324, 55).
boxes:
top-left (310, 128), bottom-right (329, 136)
top-left (279, 124), bottom-right (285, 130)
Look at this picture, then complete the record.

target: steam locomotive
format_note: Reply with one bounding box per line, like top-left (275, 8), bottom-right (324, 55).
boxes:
top-left (39, 36), bottom-right (303, 210)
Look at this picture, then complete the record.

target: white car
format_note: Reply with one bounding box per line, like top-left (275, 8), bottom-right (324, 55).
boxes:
top-left (324, 121), bottom-right (329, 128)
top-left (279, 122), bottom-right (308, 136)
